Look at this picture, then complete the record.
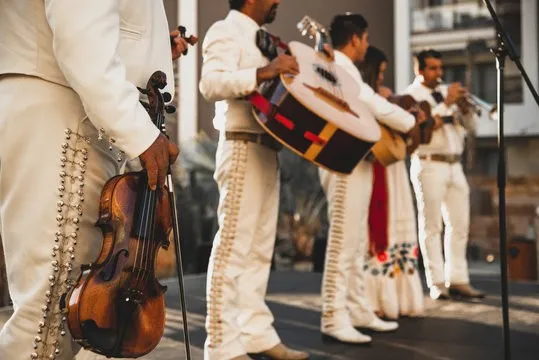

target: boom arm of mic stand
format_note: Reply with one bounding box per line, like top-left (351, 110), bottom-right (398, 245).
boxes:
top-left (483, 0), bottom-right (539, 107)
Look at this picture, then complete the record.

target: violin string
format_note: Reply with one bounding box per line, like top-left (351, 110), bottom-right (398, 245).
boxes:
top-left (136, 185), bottom-right (153, 285)
top-left (143, 111), bottom-right (166, 281)
top-left (150, 112), bottom-right (167, 274)
top-left (134, 94), bottom-right (167, 286)
top-left (135, 115), bottom-right (160, 285)
top-left (141, 191), bottom-right (155, 284)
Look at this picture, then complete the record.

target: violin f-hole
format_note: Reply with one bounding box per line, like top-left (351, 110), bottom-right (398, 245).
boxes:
top-left (100, 249), bottom-right (129, 281)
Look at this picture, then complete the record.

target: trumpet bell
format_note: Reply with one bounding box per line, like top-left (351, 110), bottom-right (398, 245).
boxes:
top-left (468, 94), bottom-right (498, 121)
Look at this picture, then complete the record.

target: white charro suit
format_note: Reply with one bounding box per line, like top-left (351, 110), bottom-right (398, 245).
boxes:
top-left (0, 1), bottom-right (174, 359)
top-left (403, 78), bottom-right (477, 289)
top-left (199, 10), bottom-right (282, 360)
top-left (319, 51), bottom-right (415, 339)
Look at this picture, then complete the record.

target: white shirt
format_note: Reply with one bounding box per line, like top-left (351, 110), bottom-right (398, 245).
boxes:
top-left (403, 76), bottom-right (477, 156)
top-left (0, 0), bottom-right (174, 159)
top-left (199, 10), bottom-right (269, 133)
top-left (334, 50), bottom-right (415, 133)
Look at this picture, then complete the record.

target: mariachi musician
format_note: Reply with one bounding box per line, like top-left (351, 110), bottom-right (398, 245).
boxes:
top-left (404, 49), bottom-right (485, 300)
top-left (198, 1), bottom-right (309, 360)
top-left (0, 1), bottom-right (189, 359)
top-left (318, 14), bottom-right (425, 346)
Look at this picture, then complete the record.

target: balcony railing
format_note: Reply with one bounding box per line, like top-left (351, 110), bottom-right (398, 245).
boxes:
top-left (412, 1), bottom-right (496, 33)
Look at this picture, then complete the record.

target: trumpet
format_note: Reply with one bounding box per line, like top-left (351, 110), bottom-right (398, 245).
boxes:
top-left (467, 94), bottom-right (498, 121)
top-left (436, 78), bottom-right (498, 120)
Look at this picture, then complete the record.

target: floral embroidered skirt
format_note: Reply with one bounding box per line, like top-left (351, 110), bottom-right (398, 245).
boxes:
top-left (364, 161), bottom-right (425, 319)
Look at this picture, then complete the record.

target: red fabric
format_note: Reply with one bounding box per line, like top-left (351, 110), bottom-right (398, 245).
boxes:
top-left (368, 161), bottom-right (389, 255)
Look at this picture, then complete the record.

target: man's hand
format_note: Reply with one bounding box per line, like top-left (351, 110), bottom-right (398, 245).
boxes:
top-left (378, 86), bottom-right (393, 99)
top-left (139, 134), bottom-right (180, 190)
top-left (445, 82), bottom-right (467, 106)
top-left (433, 114), bottom-right (444, 130)
top-left (256, 54), bottom-right (299, 84)
top-left (456, 96), bottom-right (472, 115)
top-left (171, 29), bottom-right (190, 61)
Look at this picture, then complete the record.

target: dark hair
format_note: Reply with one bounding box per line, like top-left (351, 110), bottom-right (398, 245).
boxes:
top-left (357, 46), bottom-right (388, 90)
top-left (229, 0), bottom-right (246, 10)
top-left (329, 14), bottom-right (368, 49)
top-left (415, 49), bottom-right (442, 71)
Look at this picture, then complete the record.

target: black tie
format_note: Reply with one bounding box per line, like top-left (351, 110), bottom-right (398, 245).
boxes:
top-left (431, 91), bottom-right (444, 104)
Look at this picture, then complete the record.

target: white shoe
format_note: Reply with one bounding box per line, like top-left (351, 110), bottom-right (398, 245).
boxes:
top-left (353, 316), bottom-right (399, 332)
top-left (322, 326), bottom-right (372, 345)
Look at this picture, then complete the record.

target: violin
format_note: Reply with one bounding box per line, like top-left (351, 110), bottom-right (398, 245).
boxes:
top-left (369, 95), bottom-right (436, 166)
top-left (61, 71), bottom-right (177, 358)
top-left (388, 94), bottom-right (435, 154)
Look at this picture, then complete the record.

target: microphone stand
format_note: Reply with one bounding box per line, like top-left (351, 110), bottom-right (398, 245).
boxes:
top-left (482, 1), bottom-right (539, 359)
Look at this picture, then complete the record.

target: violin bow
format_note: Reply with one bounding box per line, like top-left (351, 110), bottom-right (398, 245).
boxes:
top-left (166, 165), bottom-right (192, 360)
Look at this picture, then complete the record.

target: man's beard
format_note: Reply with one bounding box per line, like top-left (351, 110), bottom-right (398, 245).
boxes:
top-left (264, 5), bottom-right (278, 24)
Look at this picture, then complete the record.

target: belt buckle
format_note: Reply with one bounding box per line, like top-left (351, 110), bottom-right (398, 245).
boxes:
top-left (255, 134), bottom-right (263, 145)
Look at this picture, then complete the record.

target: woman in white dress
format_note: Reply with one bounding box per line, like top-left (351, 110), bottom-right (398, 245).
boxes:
top-left (358, 46), bottom-right (425, 319)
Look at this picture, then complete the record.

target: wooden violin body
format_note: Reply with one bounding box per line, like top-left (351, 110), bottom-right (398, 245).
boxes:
top-left (59, 66), bottom-right (191, 358)
top-left (64, 172), bottom-right (172, 357)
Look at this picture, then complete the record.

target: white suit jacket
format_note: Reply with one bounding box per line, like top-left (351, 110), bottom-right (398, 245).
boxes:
top-left (0, 0), bottom-right (174, 159)
top-left (334, 50), bottom-right (415, 133)
top-left (199, 10), bottom-right (269, 133)
top-left (403, 76), bottom-right (477, 156)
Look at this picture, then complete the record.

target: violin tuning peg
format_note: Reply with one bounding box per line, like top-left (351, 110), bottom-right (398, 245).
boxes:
top-left (165, 105), bottom-right (176, 114)
top-left (137, 87), bottom-right (148, 95)
top-left (163, 92), bottom-right (172, 103)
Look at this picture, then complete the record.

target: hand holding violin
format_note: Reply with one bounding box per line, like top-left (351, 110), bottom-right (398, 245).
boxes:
top-left (139, 134), bottom-right (179, 191)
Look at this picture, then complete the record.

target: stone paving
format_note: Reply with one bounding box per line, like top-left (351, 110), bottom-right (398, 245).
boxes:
top-left (1, 263), bottom-right (538, 360)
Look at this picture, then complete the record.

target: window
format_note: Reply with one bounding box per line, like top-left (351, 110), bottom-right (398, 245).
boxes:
top-left (411, 0), bottom-right (497, 33)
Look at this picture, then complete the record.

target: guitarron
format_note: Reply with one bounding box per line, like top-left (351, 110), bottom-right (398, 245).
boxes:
top-left (249, 16), bottom-right (380, 174)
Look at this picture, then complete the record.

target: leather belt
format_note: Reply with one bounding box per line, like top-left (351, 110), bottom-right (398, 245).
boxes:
top-left (419, 154), bottom-right (461, 163)
top-left (225, 131), bottom-right (283, 152)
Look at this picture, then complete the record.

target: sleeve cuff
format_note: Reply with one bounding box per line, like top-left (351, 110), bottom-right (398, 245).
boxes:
top-left (114, 107), bottom-right (161, 160)
top-left (236, 67), bottom-right (258, 97)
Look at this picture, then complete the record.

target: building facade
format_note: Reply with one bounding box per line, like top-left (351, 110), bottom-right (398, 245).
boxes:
top-left (395, 0), bottom-right (539, 266)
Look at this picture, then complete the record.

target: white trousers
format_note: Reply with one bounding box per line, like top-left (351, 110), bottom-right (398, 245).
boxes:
top-left (204, 135), bottom-right (280, 360)
top-left (410, 157), bottom-right (470, 287)
top-left (319, 161), bottom-right (377, 332)
top-left (0, 75), bottom-right (124, 359)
